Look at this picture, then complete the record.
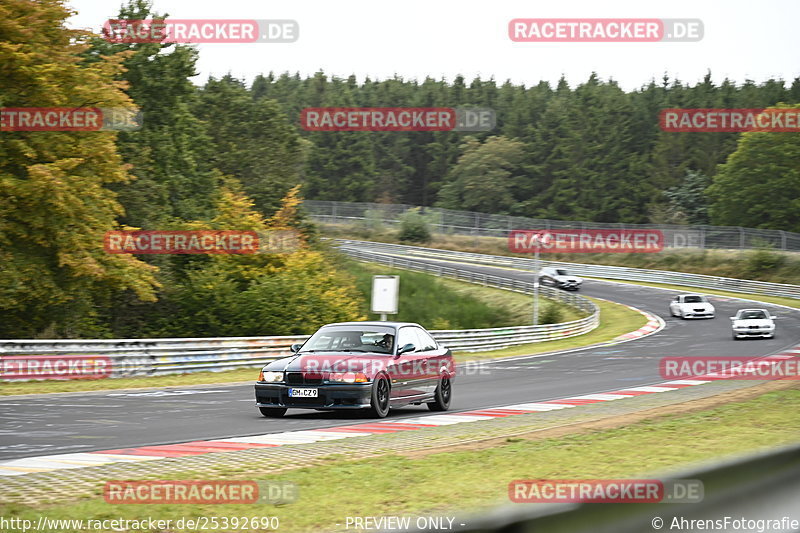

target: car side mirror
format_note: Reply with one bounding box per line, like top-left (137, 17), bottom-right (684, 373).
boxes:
top-left (770, 316), bottom-right (777, 320)
top-left (398, 343), bottom-right (415, 355)
top-left (729, 317), bottom-right (736, 320)
top-left (290, 343), bottom-right (302, 353)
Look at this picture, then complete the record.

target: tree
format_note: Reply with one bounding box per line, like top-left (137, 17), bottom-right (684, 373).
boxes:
top-left (437, 136), bottom-right (525, 214)
top-left (141, 184), bottom-right (364, 337)
top-left (85, 0), bottom-right (218, 227)
top-left (707, 105), bottom-right (800, 231)
top-left (663, 170), bottom-right (712, 224)
top-left (196, 75), bottom-right (308, 217)
top-left (0, 0), bottom-right (158, 338)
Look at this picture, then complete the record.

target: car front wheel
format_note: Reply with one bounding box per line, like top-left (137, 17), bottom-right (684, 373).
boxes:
top-left (259, 407), bottom-right (287, 418)
top-left (427, 375), bottom-right (452, 411)
top-left (367, 374), bottom-right (390, 418)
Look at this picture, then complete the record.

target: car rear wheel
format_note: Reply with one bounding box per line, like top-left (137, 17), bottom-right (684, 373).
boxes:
top-left (367, 374), bottom-right (390, 418)
top-left (259, 407), bottom-right (287, 418)
top-left (427, 375), bottom-right (452, 411)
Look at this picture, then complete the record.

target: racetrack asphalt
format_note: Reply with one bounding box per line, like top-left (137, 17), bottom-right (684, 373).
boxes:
top-left (1, 249), bottom-right (798, 461)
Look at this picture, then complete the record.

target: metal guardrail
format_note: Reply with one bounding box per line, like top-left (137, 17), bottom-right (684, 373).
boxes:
top-left (0, 336), bottom-right (310, 379)
top-left (338, 239), bottom-right (800, 301)
top-left (394, 441), bottom-right (800, 532)
top-left (0, 254), bottom-right (599, 379)
top-left (306, 199), bottom-right (800, 251)
top-left (341, 247), bottom-right (599, 352)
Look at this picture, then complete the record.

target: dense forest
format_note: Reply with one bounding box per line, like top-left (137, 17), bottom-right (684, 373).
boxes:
top-left (2, 0), bottom-right (799, 338)
top-left (256, 71), bottom-right (800, 228)
top-left (83, 2), bottom-right (800, 232)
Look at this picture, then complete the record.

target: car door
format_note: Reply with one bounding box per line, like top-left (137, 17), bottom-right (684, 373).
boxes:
top-left (414, 327), bottom-right (446, 394)
top-left (389, 326), bottom-right (419, 399)
top-left (395, 326), bottom-right (437, 398)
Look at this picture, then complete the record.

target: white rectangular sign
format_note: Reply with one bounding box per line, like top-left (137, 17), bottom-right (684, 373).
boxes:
top-left (371, 275), bottom-right (399, 314)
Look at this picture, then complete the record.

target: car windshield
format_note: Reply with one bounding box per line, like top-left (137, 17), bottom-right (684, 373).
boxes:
top-left (684, 296), bottom-right (706, 303)
top-left (556, 269), bottom-right (568, 276)
top-left (300, 326), bottom-right (395, 354)
top-left (739, 310), bottom-right (767, 320)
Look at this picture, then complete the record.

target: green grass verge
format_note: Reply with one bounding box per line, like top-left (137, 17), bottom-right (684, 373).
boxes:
top-left (322, 223), bottom-right (800, 284)
top-left (343, 260), bottom-right (583, 329)
top-left (4, 387), bottom-right (799, 532)
top-left (455, 296), bottom-right (647, 361)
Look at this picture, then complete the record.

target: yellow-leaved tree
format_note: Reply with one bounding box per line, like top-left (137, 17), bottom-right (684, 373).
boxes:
top-left (154, 181), bottom-right (364, 337)
top-left (0, 0), bottom-right (158, 338)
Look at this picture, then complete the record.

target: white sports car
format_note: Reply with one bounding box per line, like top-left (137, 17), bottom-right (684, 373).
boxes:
top-left (669, 294), bottom-right (715, 319)
top-left (539, 267), bottom-right (583, 291)
top-left (730, 309), bottom-right (776, 340)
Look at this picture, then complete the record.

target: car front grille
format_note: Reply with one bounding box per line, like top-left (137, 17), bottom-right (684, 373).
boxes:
top-left (285, 372), bottom-right (323, 385)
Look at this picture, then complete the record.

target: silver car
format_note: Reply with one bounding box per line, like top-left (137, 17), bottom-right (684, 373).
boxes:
top-left (539, 267), bottom-right (583, 291)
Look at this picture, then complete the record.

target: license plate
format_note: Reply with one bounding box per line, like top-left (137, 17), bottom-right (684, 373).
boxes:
top-left (288, 388), bottom-right (318, 398)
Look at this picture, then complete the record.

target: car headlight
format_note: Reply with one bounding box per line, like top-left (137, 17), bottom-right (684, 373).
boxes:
top-left (260, 371), bottom-right (284, 383)
top-left (328, 372), bottom-right (369, 383)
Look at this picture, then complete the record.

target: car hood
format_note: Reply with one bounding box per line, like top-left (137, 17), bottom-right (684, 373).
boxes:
top-left (263, 352), bottom-right (391, 376)
top-left (733, 319), bottom-right (774, 327)
top-left (679, 302), bottom-right (714, 310)
top-left (554, 275), bottom-right (582, 282)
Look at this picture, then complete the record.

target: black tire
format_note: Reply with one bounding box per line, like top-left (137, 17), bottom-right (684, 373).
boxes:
top-left (732, 333), bottom-right (740, 341)
top-left (366, 374), bottom-right (390, 418)
top-left (259, 407), bottom-right (287, 418)
top-left (427, 375), bottom-right (452, 411)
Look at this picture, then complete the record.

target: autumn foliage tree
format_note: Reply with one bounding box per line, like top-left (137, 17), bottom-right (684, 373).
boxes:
top-left (0, 0), bottom-right (158, 337)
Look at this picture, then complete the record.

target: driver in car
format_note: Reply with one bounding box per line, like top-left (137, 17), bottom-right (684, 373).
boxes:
top-left (376, 333), bottom-right (394, 352)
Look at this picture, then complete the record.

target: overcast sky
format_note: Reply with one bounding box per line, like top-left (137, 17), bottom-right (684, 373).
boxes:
top-left (66, 0), bottom-right (800, 91)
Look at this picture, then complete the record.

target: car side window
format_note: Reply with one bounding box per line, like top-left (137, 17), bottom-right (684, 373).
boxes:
top-left (414, 328), bottom-right (437, 351)
top-left (397, 327), bottom-right (416, 353)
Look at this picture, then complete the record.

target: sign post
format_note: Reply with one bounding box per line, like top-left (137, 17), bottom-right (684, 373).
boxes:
top-left (371, 275), bottom-right (399, 321)
top-left (533, 244), bottom-right (540, 325)
top-left (527, 232), bottom-right (551, 325)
